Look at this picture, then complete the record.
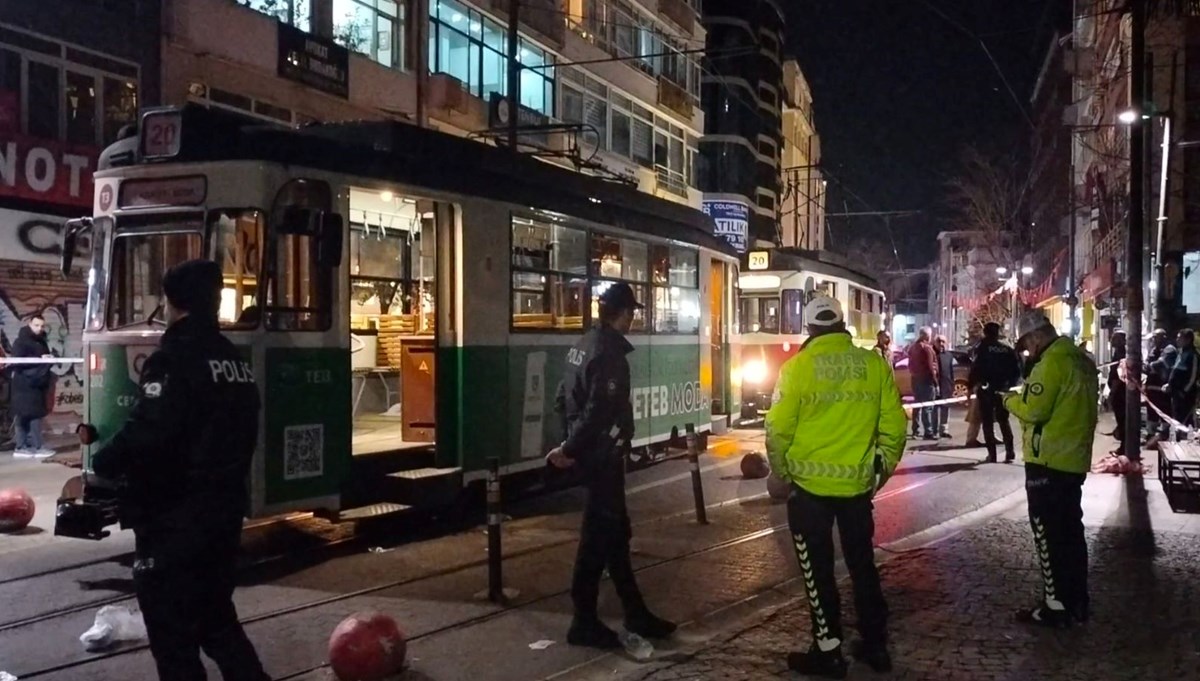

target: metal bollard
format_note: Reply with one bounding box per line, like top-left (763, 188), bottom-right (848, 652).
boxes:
top-left (486, 457), bottom-right (504, 603)
top-left (685, 423), bottom-right (708, 525)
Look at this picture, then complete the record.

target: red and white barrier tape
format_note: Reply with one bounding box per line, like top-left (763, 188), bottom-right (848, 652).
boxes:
top-left (0, 357), bottom-right (84, 365)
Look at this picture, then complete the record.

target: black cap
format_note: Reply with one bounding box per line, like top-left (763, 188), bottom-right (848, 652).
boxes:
top-left (162, 259), bottom-right (223, 317)
top-left (598, 282), bottom-right (644, 311)
top-left (983, 322), bottom-right (1002, 337)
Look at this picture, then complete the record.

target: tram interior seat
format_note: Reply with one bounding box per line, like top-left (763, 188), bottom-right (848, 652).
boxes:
top-left (511, 314), bottom-right (583, 329)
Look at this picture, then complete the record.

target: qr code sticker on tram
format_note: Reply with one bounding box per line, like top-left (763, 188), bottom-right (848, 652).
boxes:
top-left (284, 424), bottom-right (324, 480)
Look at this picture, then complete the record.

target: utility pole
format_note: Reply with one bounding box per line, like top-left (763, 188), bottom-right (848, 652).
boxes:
top-left (1125, 0), bottom-right (1146, 463)
top-left (506, 0), bottom-right (521, 150)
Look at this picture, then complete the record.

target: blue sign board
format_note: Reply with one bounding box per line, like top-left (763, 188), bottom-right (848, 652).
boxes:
top-left (702, 200), bottom-right (750, 253)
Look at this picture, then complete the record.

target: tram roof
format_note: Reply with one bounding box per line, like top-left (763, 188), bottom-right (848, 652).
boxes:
top-left (762, 248), bottom-right (883, 293)
top-left (132, 105), bottom-right (736, 256)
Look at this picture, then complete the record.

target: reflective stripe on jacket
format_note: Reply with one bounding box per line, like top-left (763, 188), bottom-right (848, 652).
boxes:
top-left (765, 332), bottom-right (908, 497)
top-left (1004, 336), bottom-right (1099, 474)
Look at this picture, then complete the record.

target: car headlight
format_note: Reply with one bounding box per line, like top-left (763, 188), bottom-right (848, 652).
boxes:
top-left (744, 360), bottom-right (768, 385)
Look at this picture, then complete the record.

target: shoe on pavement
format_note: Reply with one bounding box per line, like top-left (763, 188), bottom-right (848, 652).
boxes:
top-left (34, 448), bottom-right (55, 457)
top-left (567, 617), bottom-right (622, 649)
top-left (787, 646), bottom-right (847, 679)
top-left (1004, 453), bottom-right (1015, 463)
top-left (922, 434), bottom-right (937, 441)
top-left (983, 455), bottom-right (998, 463)
top-left (965, 440), bottom-right (983, 448)
top-left (624, 609), bottom-right (676, 639)
top-left (850, 640), bottom-right (893, 673)
top-left (13, 449), bottom-right (37, 458)
top-left (939, 431), bottom-right (952, 439)
top-left (1014, 605), bottom-right (1072, 629)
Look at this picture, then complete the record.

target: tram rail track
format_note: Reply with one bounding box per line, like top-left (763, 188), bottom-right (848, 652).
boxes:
top-left (10, 470), bottom-right (953, 680)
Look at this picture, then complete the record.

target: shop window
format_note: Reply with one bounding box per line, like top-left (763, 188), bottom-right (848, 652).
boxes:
top-left (103, 78), bottom-right (138, 143)
top-left (27, 61), bottom-right (59, 140)
top-left (242, 0), bottom-right (312, 31)
top-left (65, 70), bottom-right (97, 145)
top-left (211, 209), bottom-right (264, 329)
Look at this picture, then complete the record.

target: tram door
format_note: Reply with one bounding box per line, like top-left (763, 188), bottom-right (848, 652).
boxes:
top-left (255, 177), bottom-right (350, 516)
top-left (346, 188), bottom-right (438, 456)
top-left (709, 260), bottom-right (730, 417)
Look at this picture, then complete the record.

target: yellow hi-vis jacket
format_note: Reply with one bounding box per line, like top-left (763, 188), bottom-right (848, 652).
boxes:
top-left (766, 331), bottom-right (909, 497)
top-left (1004, 336), bottom-right (1099, 474)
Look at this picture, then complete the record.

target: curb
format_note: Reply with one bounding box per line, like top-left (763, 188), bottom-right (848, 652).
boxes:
top-left (543, 485), bottom-right (1030, 681)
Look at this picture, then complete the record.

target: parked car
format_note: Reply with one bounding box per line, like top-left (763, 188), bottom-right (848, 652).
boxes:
top-left (891, 350), bottom-right (972, 400)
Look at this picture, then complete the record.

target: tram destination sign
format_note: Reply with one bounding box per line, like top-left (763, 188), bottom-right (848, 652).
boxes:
top-left (277, 24), bottom-right (349, 98)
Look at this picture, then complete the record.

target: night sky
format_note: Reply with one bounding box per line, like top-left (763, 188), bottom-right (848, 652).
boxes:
top-left (786, 0), bottom-right (1066, 266)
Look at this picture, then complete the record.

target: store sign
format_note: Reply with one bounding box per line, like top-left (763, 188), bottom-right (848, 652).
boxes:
top-left (702, 200), bottom-right (749, 253)
top-left (119, 176), bottom-right (207, 208)
top-left (0, 137), bottom-right (99, 209)
top-left (0, 209), bottom-right (91, 266)
top-left (277, 24), bottom-right (350, 98)
top-left (488, 94), bottom-right (550, 130)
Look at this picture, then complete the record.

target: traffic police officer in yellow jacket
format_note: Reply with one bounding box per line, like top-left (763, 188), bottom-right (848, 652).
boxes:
top-left (765, 294), bottom-right (907, 678)
top-left (1005, 311), bottom-right (1098, 628)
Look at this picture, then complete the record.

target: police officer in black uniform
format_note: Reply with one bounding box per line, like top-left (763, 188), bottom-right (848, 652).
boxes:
top-left (92, 260), bottom-right (268, 681)
top-left (968, 322), bottom-right (1021, 463)
top-left (546, 282), bottom-right (676, 649)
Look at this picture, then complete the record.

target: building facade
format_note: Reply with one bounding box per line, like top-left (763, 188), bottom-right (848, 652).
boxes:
top-left (779, 58), bottom-right (823, 251)
top-left (0, 0), bottom-right (161, 437)
top-left (698, 0), bottom-right (784, 249)
top-left (171, 0), bottom-right (705, 208)
top-left (928, 230), bottom-right (1012, 345)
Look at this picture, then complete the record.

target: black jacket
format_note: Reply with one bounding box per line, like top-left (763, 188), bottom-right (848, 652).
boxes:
top-left (92, 315), bottom-right (260, 563)
top-left (555, 325), bottom-right (635, 477)
top-left (1168, 345), bottom-right (1199, 398)
top-left (10, 326), bottom-right (52, 418)
top-left (936, 349), bottom-right (956, 396)
top-left (1108, 345), bottom-right (1126, 390)
top-left (968, 338), bottom-right (1021, 393)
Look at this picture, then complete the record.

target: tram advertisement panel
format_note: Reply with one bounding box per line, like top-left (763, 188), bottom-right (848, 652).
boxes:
top-left (503, 342), bottom-right (709, 465)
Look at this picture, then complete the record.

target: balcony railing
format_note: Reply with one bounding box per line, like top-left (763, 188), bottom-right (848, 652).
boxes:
top-left (655, 165), bottom-right (688, 197)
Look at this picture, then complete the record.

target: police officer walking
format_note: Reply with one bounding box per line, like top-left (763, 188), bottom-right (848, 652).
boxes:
top-left (968, 322), bottom-right (1021, 463)
top-left (765, 295), bottom-right (908, 678)
top-left (92, 260), bottom-right (268, 681)
top-left (546, 282), bottom-right (675, 649)
top-left (1005, 312), bottom-right (1098, 627)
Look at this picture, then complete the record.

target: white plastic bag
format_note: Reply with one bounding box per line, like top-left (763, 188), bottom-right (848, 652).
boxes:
top-left (80, 605), bottom-right (147, 652)
top-left (1, 671), bottom-right (19, 681)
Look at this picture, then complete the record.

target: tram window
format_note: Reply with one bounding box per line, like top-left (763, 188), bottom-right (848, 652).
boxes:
top-left (511, 272), bottom-right (586, 330)
top-left (781, 289), bottom-right (804, 335)
top-left (591, 280), bottom-right (646, 332)
top-left (591, 235), bottom-right (648, 282)
top-left (511, 218), bottom-right (587, 274)
top-left (210, 210), bottom-right (264, 329)
top-left (348, 191), bottom-right (436, 337)
top-left (108, 231), bottom-right (204, 329)
top-left (651, 245), bottom-right (698, 288)
top-left (85, 218), bottom-right (110, 332)
top-left (652, 286), bottom-right (700, 334)
top-left (266, 179), bottom-right (334, 331)
top-left (738, 296), bottom-right (779, 334)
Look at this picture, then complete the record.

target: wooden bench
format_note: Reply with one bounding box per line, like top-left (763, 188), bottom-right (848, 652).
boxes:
top-left (1158, 441), bottom-right (1200, 510)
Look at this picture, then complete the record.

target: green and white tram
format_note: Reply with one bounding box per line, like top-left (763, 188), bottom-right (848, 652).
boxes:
top-left (58, 104), bottom-right (740, 527)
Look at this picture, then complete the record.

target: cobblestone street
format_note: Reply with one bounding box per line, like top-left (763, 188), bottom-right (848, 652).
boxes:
top-left (608, 476), bottom-right (1200, 681)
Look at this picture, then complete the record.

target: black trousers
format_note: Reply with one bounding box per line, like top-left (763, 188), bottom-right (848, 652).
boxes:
top-left (1025, 464), bottom-right (1088, 617)
top-left (571, 471), bottom-right (646, 620)
top-left (787, 485), bottom-right (887, 648)
top-left (133, 533), bottom-right (268, 681)
top-left (1110, 384), bottom-right (1126, 442)
top-left (978, 390), bottom-right (1015, 459)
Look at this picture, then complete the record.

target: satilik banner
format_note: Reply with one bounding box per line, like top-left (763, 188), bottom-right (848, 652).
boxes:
top-left (703, 200), bottom-right (750, 253)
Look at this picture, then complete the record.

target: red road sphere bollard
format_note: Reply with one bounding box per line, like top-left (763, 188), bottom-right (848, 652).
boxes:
top-left (328, 611), bottom-right (407, 681)
top-left (0, 488), bottom-right (35, 532)
top-left (740, 452), bottom-right (770, 479)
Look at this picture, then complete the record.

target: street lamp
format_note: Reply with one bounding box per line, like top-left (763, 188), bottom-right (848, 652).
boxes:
top-left (1118, 109), bottom-right (1139, 125)
top-left (1021, 265), bottom-right (1034, 275)
top-left (996, 266), bottom-right (1008, 275)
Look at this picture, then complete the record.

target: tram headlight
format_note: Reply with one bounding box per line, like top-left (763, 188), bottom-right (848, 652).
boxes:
top-left (744, 360), bottom-right (768, 385)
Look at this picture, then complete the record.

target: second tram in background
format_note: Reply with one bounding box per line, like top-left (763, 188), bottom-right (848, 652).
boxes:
top-left (735, 248), bottom-right (886, 418)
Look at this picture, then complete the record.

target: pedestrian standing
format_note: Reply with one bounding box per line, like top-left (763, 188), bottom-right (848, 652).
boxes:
top-left (10, 314), bottom-right (56, 458)
top-left (873, 330), bottom-right (893, 365)
top-left (933, 335), bottom-right (955, 439)
top-left (91, 260), bottom-right (269, 681)
top-left (1106, 330), bottom-right (1127, 448)
top-left (908, 327), bottom-right (940, 440)
top-left (1005, 312), bottom-right (1098, 627)
top-left (547, 282), bottom-right (675, 649)
top-left (1165, 329), bottom-right (1198, 437)
top-left (968, 322), bottom-right (1020, 463)
top-left (765, 294), bottom-right (907, 677)
top-left (1142, 329), bottom-right (1177, 448)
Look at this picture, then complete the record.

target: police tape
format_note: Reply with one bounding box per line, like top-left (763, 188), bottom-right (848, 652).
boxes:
top-left (1132, 380), bottom-right (1197, 437)
top-left (904, 386), bottom-right (1021, 411)
top-left (0, 357), bottom-right (84, 365)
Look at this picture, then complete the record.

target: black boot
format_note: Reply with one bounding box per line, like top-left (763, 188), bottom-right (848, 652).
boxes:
top-left (850, 640), bottom-right (893, 673)
top-left (624, 609), bottom-right (676, 639)
top-left (787, 646), bottom-right (847, 679)
top-left (567, 617), bottom-right (622, 649)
